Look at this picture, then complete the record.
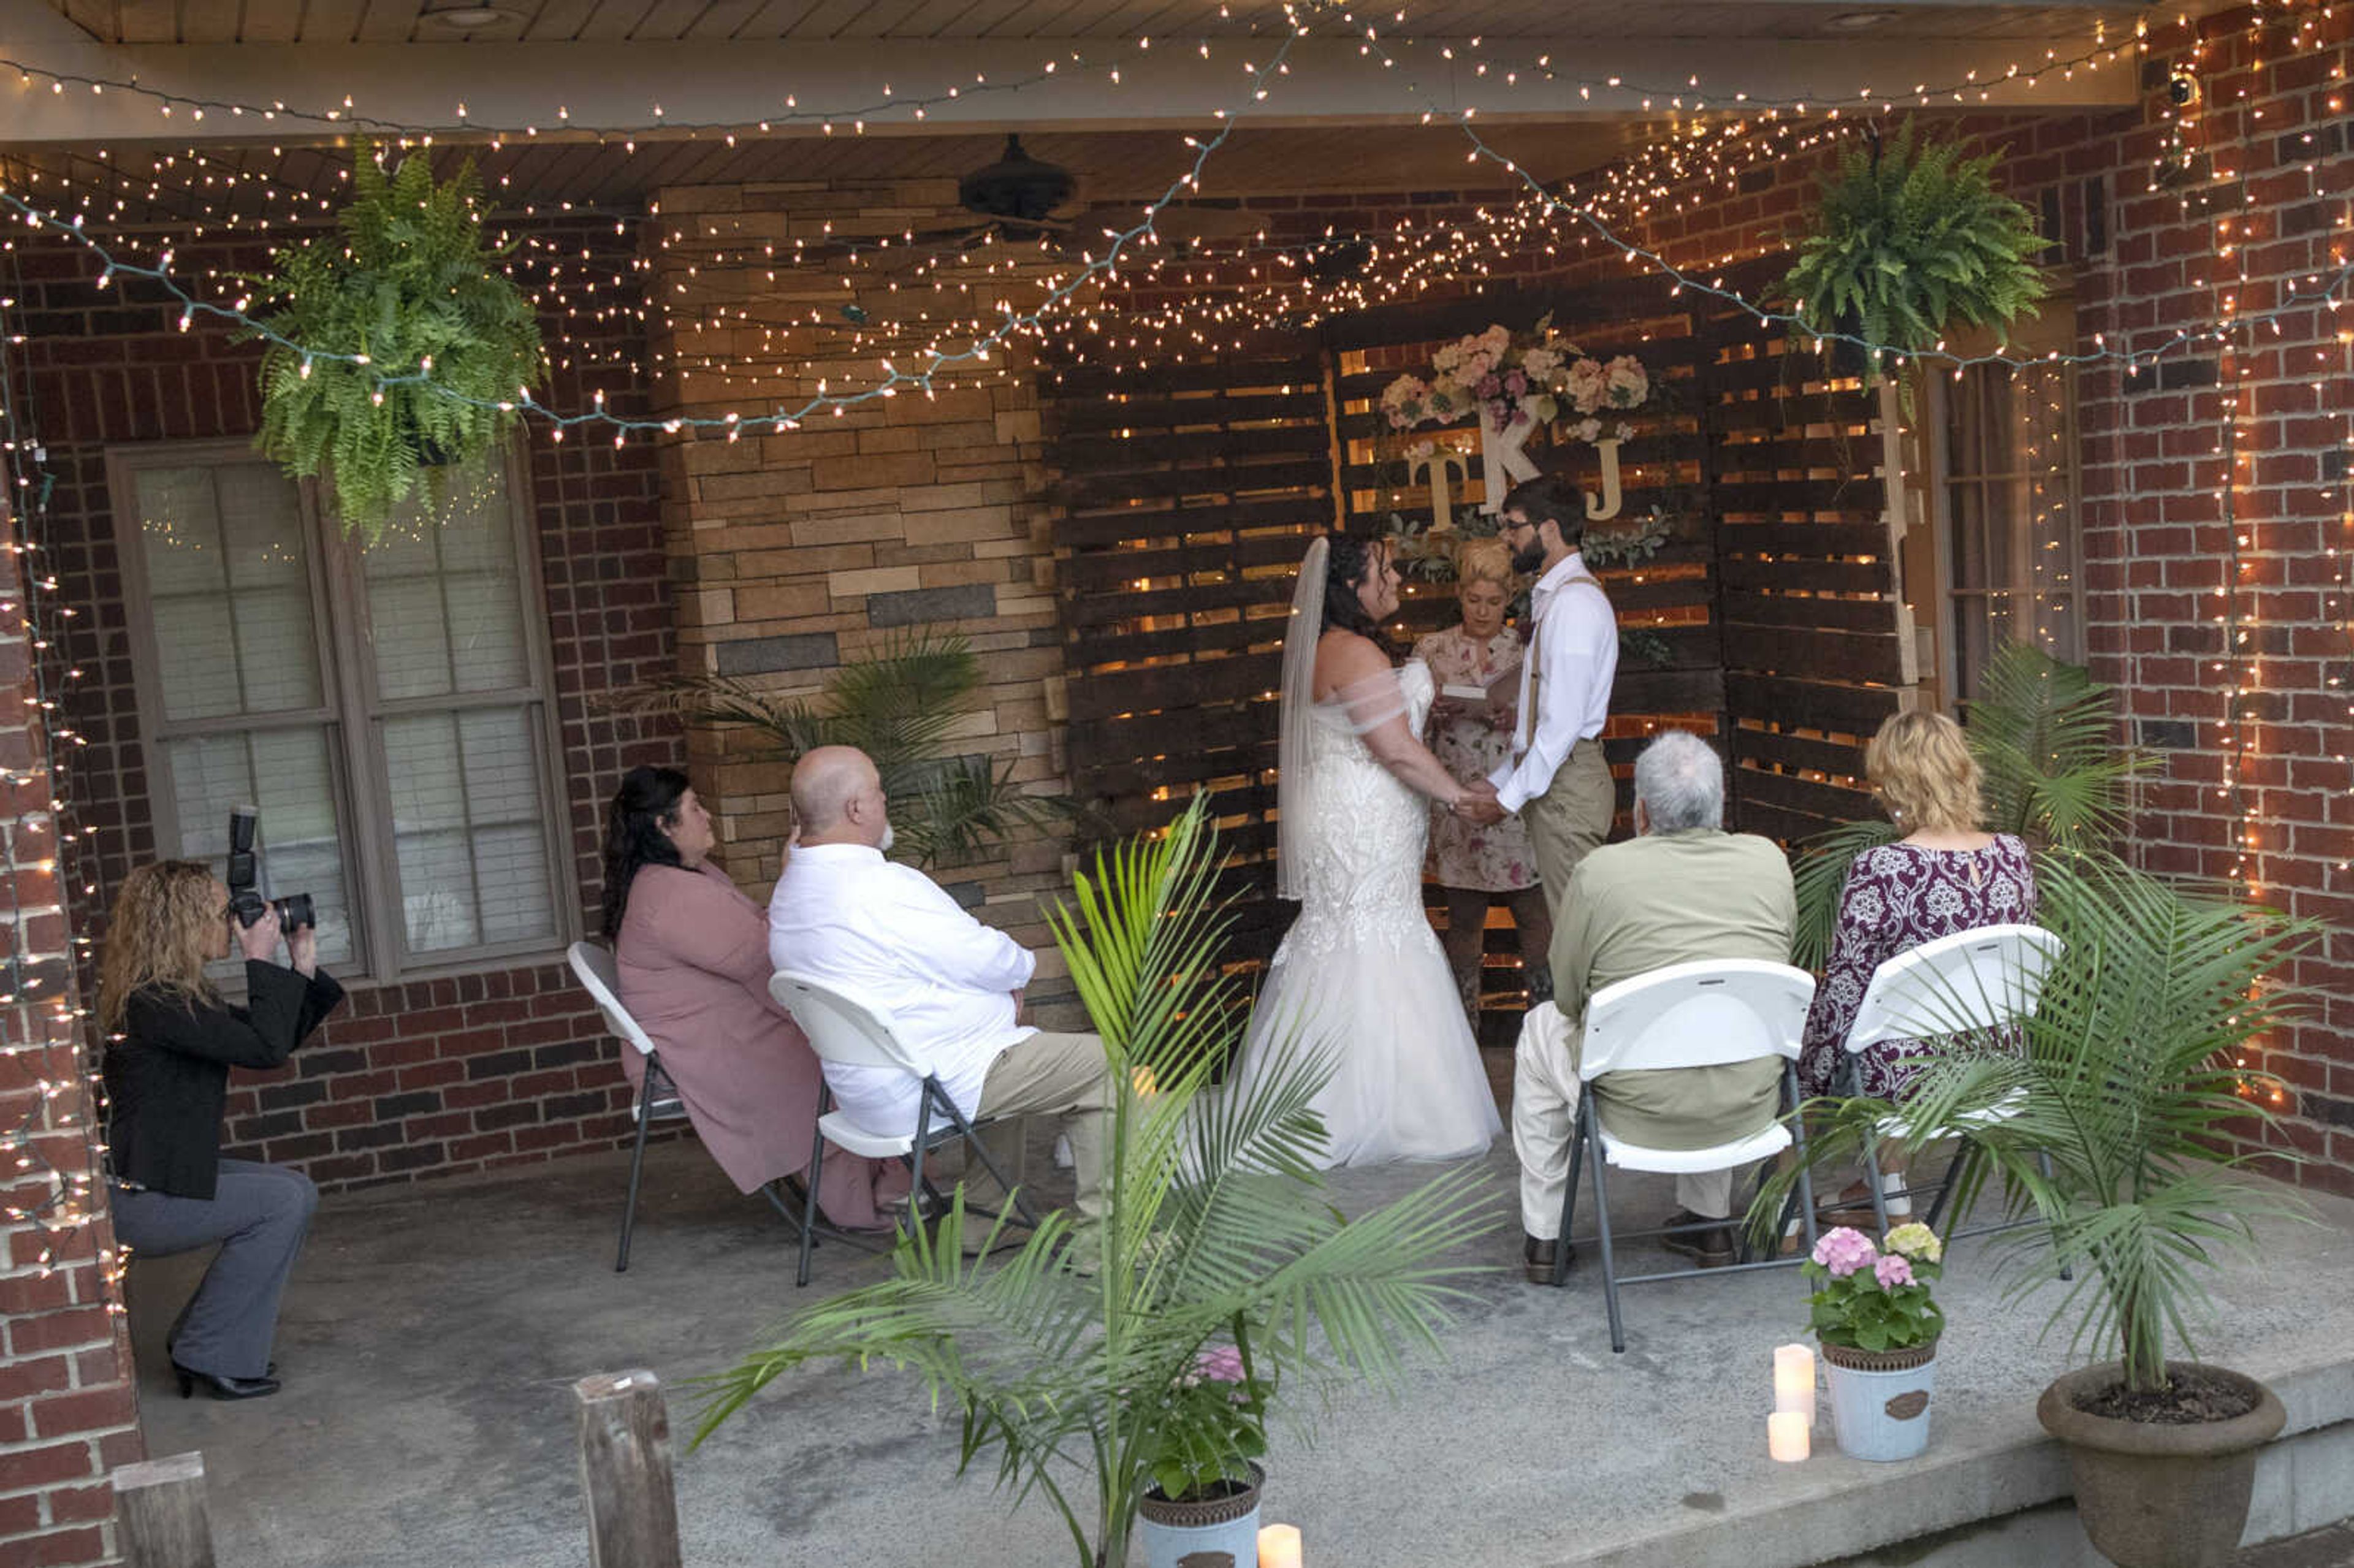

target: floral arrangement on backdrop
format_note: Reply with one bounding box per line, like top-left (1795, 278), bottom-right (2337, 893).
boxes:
top-left (1381, 319), bottom-right (1650, 443)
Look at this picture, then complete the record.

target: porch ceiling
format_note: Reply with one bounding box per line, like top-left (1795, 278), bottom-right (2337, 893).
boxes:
top-left (50, 0), bottom-right (2154, 46)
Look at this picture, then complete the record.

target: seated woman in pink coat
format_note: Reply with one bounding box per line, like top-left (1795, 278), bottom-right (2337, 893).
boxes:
top-left (601, 766), bottom-right (907, 1230)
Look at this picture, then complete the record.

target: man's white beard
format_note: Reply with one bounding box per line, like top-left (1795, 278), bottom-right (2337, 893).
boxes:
top-left (878, 821), bottom-right (895, 854)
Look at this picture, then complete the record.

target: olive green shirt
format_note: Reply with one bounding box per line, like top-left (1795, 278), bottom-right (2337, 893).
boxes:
top-left (1548, 828), bottom-right (1799, 1150)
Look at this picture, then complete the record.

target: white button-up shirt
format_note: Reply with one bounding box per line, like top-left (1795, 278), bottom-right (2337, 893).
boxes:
top-left (768, 842), bottom-right (1036, 1136)
top-left (1488, 550), bottom-right (1617, 813)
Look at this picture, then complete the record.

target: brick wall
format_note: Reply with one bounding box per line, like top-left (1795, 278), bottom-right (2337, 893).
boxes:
top-left (1629, 6), bottom-right (2354, 1192)
top-left (10, 218), bottom-right (682, 1197)
top-left (0, 504), bottom-right (137, 1568)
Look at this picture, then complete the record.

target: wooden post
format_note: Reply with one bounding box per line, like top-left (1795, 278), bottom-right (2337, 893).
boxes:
top-left (113, 1452), bottom-right (215, 1568)
top-left (574, 1369), bottom-right (684, 1568)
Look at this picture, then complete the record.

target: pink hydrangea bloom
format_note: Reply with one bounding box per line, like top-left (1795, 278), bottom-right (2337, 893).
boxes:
top-left (1194, 1345), bottom-right (1246, 1383)
top-left (1875, 1254), bottom-right (1916, 1289)
top-left (1810, 1226), bottom-right (1878, 1278)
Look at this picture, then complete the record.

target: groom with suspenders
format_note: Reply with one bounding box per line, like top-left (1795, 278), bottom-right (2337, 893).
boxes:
top-left (1486, 474), bottom-right (1621, 948)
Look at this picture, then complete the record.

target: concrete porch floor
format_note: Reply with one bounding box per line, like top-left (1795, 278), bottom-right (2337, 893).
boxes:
top-left (128, 1089), bottom-right (2354, 1568)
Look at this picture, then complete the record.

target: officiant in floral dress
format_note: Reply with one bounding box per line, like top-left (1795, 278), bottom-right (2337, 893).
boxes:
top-left (1414, 538), bottom-right (1555, 1019)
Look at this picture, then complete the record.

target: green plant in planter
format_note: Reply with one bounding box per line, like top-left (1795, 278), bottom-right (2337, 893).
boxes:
top-left (240, 140), bottom-right (545, 541)
top-left (627, 633), bottom-right (1074, 869)
top-left (1782, 118), bottom-right (2051, 375)
top-left (691, 795), bottom-right (1496, 1568)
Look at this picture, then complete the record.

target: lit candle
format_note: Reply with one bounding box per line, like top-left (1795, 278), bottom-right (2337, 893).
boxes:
top-left (1259, 1523), bottom-right (1303, 1568)
top-left (1769, 1410), bottom-right (1810, 1463)
top-left (1774, 1342), bottom-right (1816, 1426)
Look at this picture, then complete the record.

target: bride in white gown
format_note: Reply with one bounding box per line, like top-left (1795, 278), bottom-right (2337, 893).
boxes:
top-left (1235, 532), bottom-right (1504, 1168)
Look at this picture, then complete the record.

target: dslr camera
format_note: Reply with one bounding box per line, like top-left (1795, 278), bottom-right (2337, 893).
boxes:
top-left (226, 804), bottom-right (316, 935)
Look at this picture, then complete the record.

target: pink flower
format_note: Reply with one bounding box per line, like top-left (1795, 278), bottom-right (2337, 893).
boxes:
top-left (1504, 369), bottom-right (1528, 397)
top-left (1810, 1227), bottom-right (1878, 1279)
top-left (1875, 1254), bottom-right (1915, 1289)
top-left (1194, 1345), bottom-right (1246, 1383)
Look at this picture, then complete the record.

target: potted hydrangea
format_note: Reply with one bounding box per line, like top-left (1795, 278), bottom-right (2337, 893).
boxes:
top-left (1134, 1338), bottom-right (1274, 1568)
top-left (1805, 1224), bottom-right (1946, 1461)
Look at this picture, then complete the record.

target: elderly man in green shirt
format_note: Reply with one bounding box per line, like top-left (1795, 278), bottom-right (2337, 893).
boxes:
top-left (1514, 729), bottom-right (1797, 1284)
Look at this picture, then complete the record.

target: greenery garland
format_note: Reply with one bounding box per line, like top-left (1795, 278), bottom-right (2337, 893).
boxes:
top-left (1783, 119), bottom-right (2051, 373)
top-left (240, 140), bottom-right (545, 540)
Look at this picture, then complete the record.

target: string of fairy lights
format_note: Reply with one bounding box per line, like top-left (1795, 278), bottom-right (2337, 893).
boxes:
top-left (0, 0), bottom-right (2345, 1265)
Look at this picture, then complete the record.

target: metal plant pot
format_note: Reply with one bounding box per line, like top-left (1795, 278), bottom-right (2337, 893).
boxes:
top-left (2037, 1362), bottom-right (2286, 1568)
top-left (1821, 1338), bottom-right (1938, 1462)
top-left (1136, 1463), bottom-right (1265, 1568)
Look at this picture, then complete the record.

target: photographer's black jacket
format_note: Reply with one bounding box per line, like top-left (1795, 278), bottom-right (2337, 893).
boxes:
top-left (105, 962), bottom-right (345, 1200)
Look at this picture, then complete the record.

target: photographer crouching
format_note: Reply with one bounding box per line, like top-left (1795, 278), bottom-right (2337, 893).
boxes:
top-left (97, 838), bottom-right (342, 1401)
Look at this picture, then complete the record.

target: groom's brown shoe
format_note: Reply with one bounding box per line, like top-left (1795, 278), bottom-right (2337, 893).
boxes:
top-left (1523, 1232), bottom-right (1572, 1285)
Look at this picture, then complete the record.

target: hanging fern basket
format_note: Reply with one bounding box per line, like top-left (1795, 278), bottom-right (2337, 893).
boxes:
top-left (240, 140), bottom-right (546, 541)
top-left (1781, 119), bottom-right (2052, 381)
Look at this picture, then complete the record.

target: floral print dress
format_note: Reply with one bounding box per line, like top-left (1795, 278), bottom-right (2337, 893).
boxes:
top-left (1411, 624), bottom-right (1539, 892)
top-left (1796, 835), bottom-right (2038, 1102)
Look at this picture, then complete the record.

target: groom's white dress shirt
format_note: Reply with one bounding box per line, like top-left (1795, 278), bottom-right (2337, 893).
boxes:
top-left (768, 841), bottom-right (1037, 1137)
top-left (1488, 549), bottom-right (1617, 813)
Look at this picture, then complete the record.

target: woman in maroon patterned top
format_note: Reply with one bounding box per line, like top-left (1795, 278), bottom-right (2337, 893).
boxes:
top-left (1797, 712), bottom-right (2036, 1212)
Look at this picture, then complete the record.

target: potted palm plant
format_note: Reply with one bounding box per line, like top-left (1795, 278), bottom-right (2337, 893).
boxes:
top-left (1760, 856), bottom-right (2316, 1566)
top-left (691, 796), bottom-right (1496, 1568)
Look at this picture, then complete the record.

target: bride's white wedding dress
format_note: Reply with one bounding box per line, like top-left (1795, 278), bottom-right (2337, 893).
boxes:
top-left (1238, 659), bottom-right (1503, 1168)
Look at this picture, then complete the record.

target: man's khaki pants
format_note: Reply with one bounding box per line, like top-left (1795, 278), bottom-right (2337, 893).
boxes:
top-left (1521, 738), bottom-right (1615, 929)
top-left (1513, 1010), bottom-right (1732, 1241)
top-left (977, 1031), bottom-right (1114, 1253)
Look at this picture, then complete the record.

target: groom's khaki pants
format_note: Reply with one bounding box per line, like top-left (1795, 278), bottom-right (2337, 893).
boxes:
top-left (1514, 1016), bottom-right (1733, 1241)
top-left (1521, 739), bottom-right (1615, 928)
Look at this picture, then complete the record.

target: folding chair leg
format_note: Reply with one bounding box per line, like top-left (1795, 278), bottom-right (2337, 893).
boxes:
top-left (2038, 1147), bottom-right (2073, 1282)
top-left (796, 1091), bottom-right (829, 1289)
top-left (615, 1064), bottom-right (661, 1273)
top-left (1582, 1101), bottom-right (1627, 1353)
top-left (1551, 1103), bottom-right (1588, 1288)
top-left (958, 1121), bottom-right (1038, 1230)
top-left (1922, 1140), bottom-right (1972, 1233)
top-left (1789, 1065), bottom-right (1821, 1260)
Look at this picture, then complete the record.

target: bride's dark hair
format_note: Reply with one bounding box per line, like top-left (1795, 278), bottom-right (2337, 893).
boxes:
top-left (1320, 530), bottom-right (1400, 661)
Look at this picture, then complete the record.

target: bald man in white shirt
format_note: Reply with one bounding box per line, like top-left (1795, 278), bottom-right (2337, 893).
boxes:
top-left (1488, 473), bottom-right (1620, 932)
top-left (768, 746), bottom-right (1112, 1266)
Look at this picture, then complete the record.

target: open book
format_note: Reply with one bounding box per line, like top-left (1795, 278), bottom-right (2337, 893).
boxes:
top-left (1440, 657), bottom-right (1522, 706)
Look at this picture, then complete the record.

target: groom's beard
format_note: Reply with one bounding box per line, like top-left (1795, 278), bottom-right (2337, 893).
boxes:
top-left (1510, 538), bottom-right (1547, 576)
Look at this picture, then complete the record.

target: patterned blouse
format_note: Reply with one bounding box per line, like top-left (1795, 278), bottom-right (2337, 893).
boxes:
top-left (1796, 835), bottom-right (2038, 1102)
top-left (1411, 624), bottom-right (1539, 892)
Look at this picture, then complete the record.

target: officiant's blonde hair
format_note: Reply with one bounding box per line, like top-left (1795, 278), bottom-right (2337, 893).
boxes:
top-left (1453, 538), bottom-right (1514, 589)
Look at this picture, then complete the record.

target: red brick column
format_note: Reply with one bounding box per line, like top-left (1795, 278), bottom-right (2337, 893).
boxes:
top-left (0, 501), bottom-right (139, 1568)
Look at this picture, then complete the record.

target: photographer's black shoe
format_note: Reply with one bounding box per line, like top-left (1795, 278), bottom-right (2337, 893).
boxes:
top-left (175, 1361), bottom-right (281, 1401)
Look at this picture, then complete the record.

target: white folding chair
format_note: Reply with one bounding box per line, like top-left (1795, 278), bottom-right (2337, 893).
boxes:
top-left (1838, 923), bottom-right (2065, 1237)
top-left (1552, 958), bottom-right (1821, 1353)
top-left (770, 970), bottom-right (1038, 1288)
top-left (567, 941), bottom-right (809, 1272)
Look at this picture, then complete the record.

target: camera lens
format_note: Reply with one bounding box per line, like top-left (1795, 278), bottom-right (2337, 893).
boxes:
top-left (273, 893), bottom-right (318, 934)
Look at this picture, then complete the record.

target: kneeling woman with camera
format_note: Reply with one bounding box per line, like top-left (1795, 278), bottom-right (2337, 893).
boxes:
top-left (98, 861), bottom-right (343, 1401)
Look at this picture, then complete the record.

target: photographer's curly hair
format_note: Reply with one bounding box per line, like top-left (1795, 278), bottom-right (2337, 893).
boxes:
top-left (97, 861), bottom-right (223, 1032)
top-left (1320, 530), bottom-right (1401, 660)
top-left (600, 764), bottom-right (691, 939)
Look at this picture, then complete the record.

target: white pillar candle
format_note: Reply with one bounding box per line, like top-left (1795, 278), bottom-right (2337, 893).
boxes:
top-left (1769, 1410), bottom-right (1811, 1463)
top-left (1773, 1342), bottom-right (1816, 1426)
top-left (1258, 1523), bottom-right (1303, 1568)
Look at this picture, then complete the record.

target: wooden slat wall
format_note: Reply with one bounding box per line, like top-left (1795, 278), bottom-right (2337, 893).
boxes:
top-left (1697, 268), bottom-right (1908, 845)
top-left (1040, 344), bottom-right (1338, 962)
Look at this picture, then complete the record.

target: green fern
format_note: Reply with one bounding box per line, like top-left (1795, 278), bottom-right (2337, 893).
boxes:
top-left (1782, 119), bottom-right (2052, 373)
top-left (239, 140), bottom-right (546, 541)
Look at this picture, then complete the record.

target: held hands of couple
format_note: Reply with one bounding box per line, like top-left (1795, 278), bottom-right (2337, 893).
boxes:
top-left (1451, 781), bottom-right (1507, 826)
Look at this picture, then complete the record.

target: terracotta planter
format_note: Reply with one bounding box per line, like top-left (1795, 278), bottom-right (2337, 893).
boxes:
top-left (2037, 1362), bottom-right (2286, 1568)
top-left (1821, 1338), bottom-right (1938, 1462)
top-left (1136, 1463), bottom-right (1265, 1568)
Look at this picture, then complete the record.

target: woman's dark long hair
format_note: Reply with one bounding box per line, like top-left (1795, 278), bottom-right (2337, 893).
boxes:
top-left (600, 765), bottom-right (690, 939)
top-left (1320, 530), bottom-right (1400, 661)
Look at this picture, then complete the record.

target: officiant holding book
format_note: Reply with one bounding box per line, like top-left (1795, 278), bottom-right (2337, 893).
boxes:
top-left (1416, 536), bottom-right (1555, 1019)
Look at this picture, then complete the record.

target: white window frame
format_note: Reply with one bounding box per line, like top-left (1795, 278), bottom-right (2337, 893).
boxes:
top-left (107, 436), bottom-right (579, 985)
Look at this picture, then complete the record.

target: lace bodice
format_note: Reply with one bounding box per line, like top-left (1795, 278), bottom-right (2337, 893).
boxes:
top-left (1277, 661), bottom-right (1436, 963)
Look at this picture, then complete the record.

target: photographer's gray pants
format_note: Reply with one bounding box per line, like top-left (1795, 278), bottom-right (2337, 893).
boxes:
top-left (113, 1159), bottom-right (318, 1379)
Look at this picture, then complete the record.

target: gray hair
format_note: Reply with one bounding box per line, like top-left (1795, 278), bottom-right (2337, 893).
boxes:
top-left (1634, 730), bottom-right (1724, 833)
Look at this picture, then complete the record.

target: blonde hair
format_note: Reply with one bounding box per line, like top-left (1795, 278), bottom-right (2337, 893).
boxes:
top-left (1866, 711), bottom-right (1984, 835)
top-left (96, 861), bottom-right (224, 1032)
top-left (1454, 538), bottom-right (1514, 592)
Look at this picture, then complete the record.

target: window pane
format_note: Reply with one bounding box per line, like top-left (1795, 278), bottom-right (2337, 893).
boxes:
top-left (134, 462), bottom-right (323, 720)
top-left (362, 460), bottom-right (529, 700)
top-left (383, 705), bottom-right (556, 955)
top-left (161, 727), bottom-right (357, 967)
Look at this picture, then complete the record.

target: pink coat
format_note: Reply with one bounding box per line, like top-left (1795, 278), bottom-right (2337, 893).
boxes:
top-left (613, 861), bottom-right (899, 1228)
